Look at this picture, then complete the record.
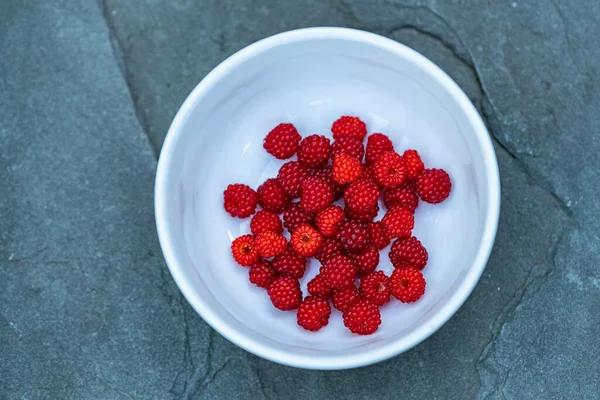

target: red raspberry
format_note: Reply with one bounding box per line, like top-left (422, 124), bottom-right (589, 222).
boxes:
top-left (315, 238), bottom-right (343, 264)
top-left (257, 178), bottom-right (289, 214)
top-left (313, 166), bottom-right (344, 200)
top-left (383, 182), bottom-right (419, 213)
top-left (331, 116), bottom-right (367, 141)
top-left (332, 153), bottom-right (362, 185)
top-left (359, 271), bottom-right (391, 306)
top-left (336, 220), bottom-right (370, 253)
top-left (342, 299), bottom-right (381, 335)
top-left (390, 266), bottom-right (426, 303)
top-left (382, 206), bottom-right (414, 238)
top-left (249, 260), bottom-right (277, 288)
top-left (297, 135), bottom-right (331, 169)
top-left (283, 202), bottom-right (314, 233)
top-left (307, 274), bottom-right (332, 298)
top-left (272, 248), bottom-right (307, 279)
top-left (389, 236), bottom-right (428, 269)
top-left (231, 234), bottom-right (259, 266)
top-left (297, 296), bottom-right (331, 331)
top-left (331, 286), bottom-right (360, 312)
top-left (223, 184), bottom-right (258, 218)
top-left (332, 137), bottom-right (365, 160)
top-left (403, 149), bottom-right (424, 180)
top-left (365, 133), bottom-right (394, 164)
top-left (277, 161), bottom-right (309, 198)
top-left (361, 164), bottom-right (381, 187)
top-left (345, 203), bottom-right (379, 222)
top-left (351, 246), bottom-right (380, 274)
top-left (255, 231), bottom-right (287, 258)
top-left (320, 255), bottom-right (357, 290)
top-left (267, 276), bottom-right (302, 310)
top-left (344, 178), bottom-right (380, 213)
top-left (290, 223), bottom-right (323, 257)
top-left (300, 176), bottom-right (334, 213)
top-left (250, 210), bottom-right (283, 235)
top-left (373, 151), bottom-right (407, 188)
top-left (263, 123), bottom-right (301, 159)
top-left (315, 205), bottom-right (345, 237)
top-left (368, 221), bottom-right (391, 250)
top-left (414, 168), bottom-right (452, 204)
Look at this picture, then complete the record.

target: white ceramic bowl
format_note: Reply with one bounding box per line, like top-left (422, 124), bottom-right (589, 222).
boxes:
top-left (155, 27), bottom-right (500, 370)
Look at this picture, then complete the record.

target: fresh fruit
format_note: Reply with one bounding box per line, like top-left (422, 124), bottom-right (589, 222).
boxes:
top-left (345, 203), bottom-right (379, 222)
top-left (342, 299), bottom-right (381, 335)
top-left (307, 274), bottom-right (332, 298)
top-left (402, 149), bottom-right (424, 180)
top-left (414, 168), bottom-right (452, 204)
top-left (390, 267), bottom-right (426, 303)
top-left (315, 238), bottom-right (343, 264)
top-left (250, 210), bottom-right (283, 235)
top-left (249, 261), bottom-right (277, 288)
top-left (365, 133), bottom-right (394, 164)
top-left (315, 205), bottom-right (345, 237)
top-left (344, 178), bottom-right (380, 213)
top-left (383, 182), bottom-right (419, 213)
top-left (331, 286), bottom-right (361, 312)
top-left (351, 246), bottom-right (380, 274)
top-left (373, 151), bottom-right (407, 188)
top-left (332, 137), bottom-right (365, 160)
top-left (291, 224), bottom-right (323, 257)
top-left (231, 235), bottom-right (260, 266)
top-left (359, 271), bottom-right (391, 306)
top-left (331, 116), bottom-right (367, 141)
top-left (389, 236), bottom-right (428, 269)
top-left (272, 248), bottom-right (307, 279)
top-left (320, 255), bottom-right (357, 290)
top-left (283, 202), bottom-right (313, 233)
top-left (255, 231), bottom-right (287, 258)
top-left (297, 134), bottom-right (331, 169)
top-left (332, 152), bottom-right (362, 185)
top-left (263, 123), bottom-right (301, 159)
top-left (223, 184), bottom-right (258, 218)
top-left (368, 221), bottom-right (391, 250)
top-left (277, 161), bottom-right (310, 198)
top-left (313, 166), bottom-right (344, 200)
top-left (300, 176), bottom-right (334, 213)
top-left (382, 206), bottom-right (414, 238)
top-left (267, 276), bottom-right (302, 310)
top-left (297, 296), bottom-right (331, 331)
top-left (257, 178), bottom-right (289, 213)
top-left (361, 163), bottom-right (380, 186)
top-left (336, 220), bottom-right (370, 253)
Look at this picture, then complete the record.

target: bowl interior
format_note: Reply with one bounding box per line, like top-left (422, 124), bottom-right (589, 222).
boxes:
top-left (157, 29), bottom-right (497, 369)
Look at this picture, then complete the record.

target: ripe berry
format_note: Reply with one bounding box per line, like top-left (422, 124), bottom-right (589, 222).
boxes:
top-left (336, 220), bottom-right (370, 253)
top-left (231, 235), bottom-right (259, 266)
top-left (283, 202), bottom-right (314, 233)
top-left (382, 206), bottom-right (414, 238)
top-left (249, 260), bottom-right (277, 288)
top-left (345, 203), bottom-right (379, 222)
top-left (403, 149), bottom-right (424, 180)
top-left (255, 231), bottom-right (287, 258)
top-left (223, 184), bottom-right (258, 218)
top-left (368, 221), bottom-right (391, 250)
top-left (272, 248), bottom-right (307, 279)
top-left (300, 176), bottom-right (334, 213)
top-left (320, 255), bottom-right (357, 290)
top-left (332, 137), bottom-right (365, 160)
top-left (373, 151), bottom-right (407, 188)
top-left (331, 286), bottom-right (361, 312)
top-left (389, 236), bottom-right (428, 269)
top-left (342, 299), bottom-right (381, 335)
top-left (390, 267), bottom-right (426, 303)
top-left (414, 168), bottom-right (452, 204)
top-left (315, 238), bottom-right (343, 264)
top-left (267, 276), bottom-right (302, 310)
top-left (250, 210), bottom-right (283, 235)
top-left (331, 116), bottom-right (367, 141)
top-left (383, 182), bottom-right (419, 213)
top-left (290, 223), bottom-right (323, 257)
top-left (257, 178), bottom-right (289, 214)
top-left (361, 164), bottom-right (381, 187)
top-left (307, 274), bottom-right (332, 298)
top-left (359, 271), bottom-right (391, 306)
top-left (277, 161), bottom-right (309, 198)
top-left (365, 133), bottom-right (394, 165)
top-left (351, 246), bottom-right (380, 274)
top-left (297, 296), bottom-right (331, 331)
top-left (315, 205), bottom-right (345, 237)
top-left (263, 123), bottom-right (301, 159)
top-left (297, 134), bottom-right (331, 169)
top-left (344, 178), bottom-right (380, 213)
top-left (332, 152), bottom-right (362, 185)
top-left (313, 166), bottom-right (344, 200)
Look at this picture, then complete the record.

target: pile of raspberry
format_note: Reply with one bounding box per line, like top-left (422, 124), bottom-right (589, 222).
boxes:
top-left (223, 116), bottom-right (451, 335)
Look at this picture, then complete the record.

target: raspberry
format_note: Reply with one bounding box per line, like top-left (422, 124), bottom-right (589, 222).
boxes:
top-left (361, 164), bottom-right (381, 187)
top-left (263, 123), bottom-right (301, 159)
top-left (320, 255), bottom-right (357, 289)
top-left (332, 153), bottom-right (362, 185)
top-left (297, 135), bottom-right (331, 169)
top-left (351, 246), bottom-right (380, 274)
top-left (249, 260), bottom-right (277, 288)
top-left (382, 206), bottom-right (414, 238)
top-left (277, 161), bottom-right (309, 198)
top-left (255, 231), bottom-right (287, 258)
top-left (373, 151), bottom-right (407, 188)
top-left (344, 178), bottom-right (380, 213)
top-left (336, 220), bottom-right (370, 253)
top-left (307, 274), bottom-right (332, 298)
top-left (403, 149), bottom-right (424, 180)
top-left (315, 205), bottom-right (345, 237)
top-left (383, 182), bottom-right (419, 213)
top-left (300, 176), bottom-right (334, 213)
top-left (345, 203), bottom-right (379, 222)
top-left (414, 168), bottom-right (452, 204)
top-left (365, 133), bottom-right (394, 165)
top-left (290, 223), bottom-right (323, 257)
top-left (331, 286), bottom-right (360, 312)
top-left (257, 178), bottom-right (289, 214)
top-left (389, 236), bottom-right (428, 269)
top-left (250, 210), bottom-right (283, 235)
top-left (331, 116), bottom-right (367, 141)
top-left (315, 238), bottom-right (343, 264)
top-left (332, 137), bottom-right (365, 160)
top-left (267, 276), bottom-right (302, 310)
top-left (359, 271), bottom-right (391, 306)
top-left (272, 248), bottom-right (307, 279)
top-left (223, 184), bottom-right (258, 218)
top-left (231, 234), bottom-right (259, 266)
top-left (297, 296), bottom-right (331, 331)
top-left (368, 221), bottom-right (391, 250)
top-left (342, 299), bottom-right (381, 335)
top-left (390, 267), bottom-right (426, 303)
top-left (283, 202), bottom-right (314, 233)
top-left (313, 166), bottom-right (344, 200)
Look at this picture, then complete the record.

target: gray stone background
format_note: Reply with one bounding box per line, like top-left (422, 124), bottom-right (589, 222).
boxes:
top-left (1, 0), bottom-right (599, 398)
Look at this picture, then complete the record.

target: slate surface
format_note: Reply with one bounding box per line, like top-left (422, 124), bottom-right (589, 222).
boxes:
top-left (1, 0), bottom-right (599, 399)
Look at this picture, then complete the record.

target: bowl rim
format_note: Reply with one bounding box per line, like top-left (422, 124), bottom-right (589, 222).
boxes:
top-left (155, 27), bottom-right (501, 370)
